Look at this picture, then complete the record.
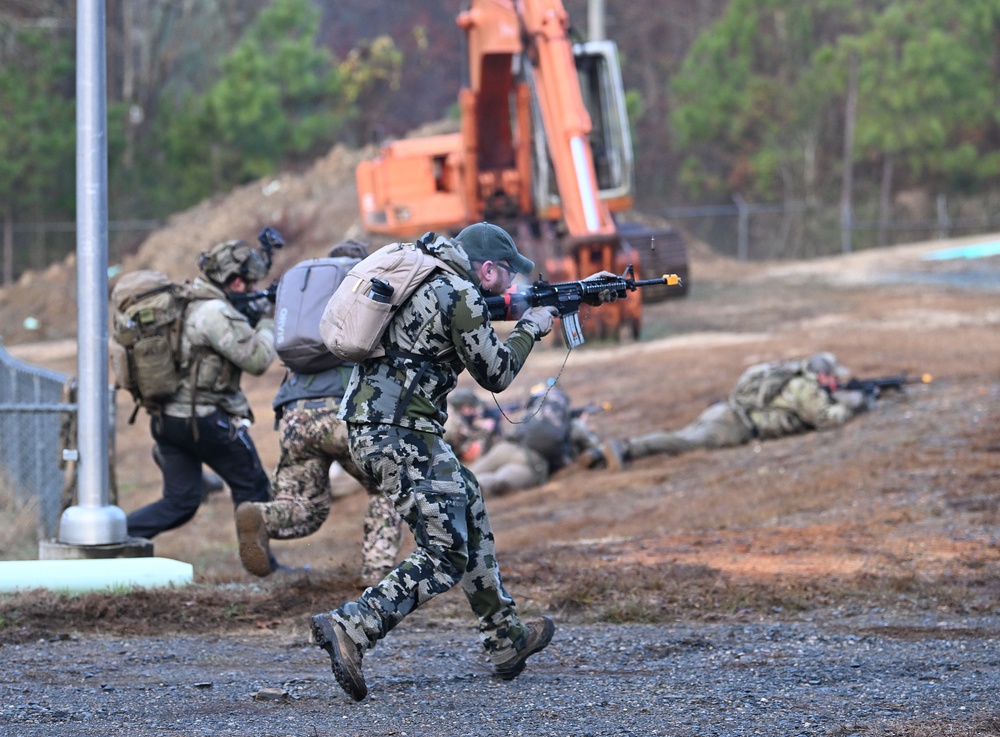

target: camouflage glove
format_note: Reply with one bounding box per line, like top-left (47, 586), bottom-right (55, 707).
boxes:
top-left (522, 305), bottom-right (558, 337)
top-left (583, 270), bottom-right (619, 303)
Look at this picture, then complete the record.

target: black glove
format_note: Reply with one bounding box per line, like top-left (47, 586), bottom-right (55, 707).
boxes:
top-left (232, 293), bottom-right (274, 327)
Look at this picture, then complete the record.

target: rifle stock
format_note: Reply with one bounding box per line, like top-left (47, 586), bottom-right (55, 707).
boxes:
top-left (485, 265), bottom-right (682, 347)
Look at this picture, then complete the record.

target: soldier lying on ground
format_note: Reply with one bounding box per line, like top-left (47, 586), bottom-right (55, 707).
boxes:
top-left (603, 352), bottom-right (869, 469)
top-left (443, 387), bottom-right (502, 464)
top-left (469, 380), bottom-right (609, 496)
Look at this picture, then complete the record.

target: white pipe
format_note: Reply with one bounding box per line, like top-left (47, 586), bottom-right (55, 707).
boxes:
top-left (0, 558), bottom-right (193, 594)
top-left (59, 0), bottom-right (127, 545)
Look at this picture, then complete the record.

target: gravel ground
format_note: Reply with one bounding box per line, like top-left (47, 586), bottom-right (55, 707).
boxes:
top-left (3, 611), bottom-right (999, 737)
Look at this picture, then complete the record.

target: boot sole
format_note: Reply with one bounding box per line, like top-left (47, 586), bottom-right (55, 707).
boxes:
top-left (311, 615), bottom-right (368, 701)
top-left (235, 503), bottom-right (272, 578)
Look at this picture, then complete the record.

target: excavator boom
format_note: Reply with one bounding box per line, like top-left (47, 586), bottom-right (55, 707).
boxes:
top-left (355, 0), bottom-right (688, 340)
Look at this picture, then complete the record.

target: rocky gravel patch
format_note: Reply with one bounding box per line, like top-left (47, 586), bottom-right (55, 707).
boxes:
top-left (3, 612), bottom-right (999, 736)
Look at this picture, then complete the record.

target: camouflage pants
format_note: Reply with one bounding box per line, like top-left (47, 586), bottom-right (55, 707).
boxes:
top-left (252, 406), bottom-right (402, 577)
top-left (468, 440), bottom-right (548, 496)
top-left (626, 401), bottom-right (753, 459)
top-left (324, 423), bottom-right (528, 666)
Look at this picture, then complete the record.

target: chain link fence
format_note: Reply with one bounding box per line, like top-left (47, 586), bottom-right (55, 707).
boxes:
top-left (0, 342), bottom-right (118, 560)
top-left (1, 219), bottom-right (160, 287)
top-left (661, 197), bottom-right (1000, 261)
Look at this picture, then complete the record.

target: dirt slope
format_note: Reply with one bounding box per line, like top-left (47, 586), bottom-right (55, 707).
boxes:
top-left (2, 138), bottom-right (1000, 640)
top-left (5, 230), bottom-right (1000, 625)
top-left (0, 144), bottom-right (375, 344)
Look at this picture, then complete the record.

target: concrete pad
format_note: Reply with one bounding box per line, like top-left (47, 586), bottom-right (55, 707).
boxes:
top-left (0, 557), bottom-right (193, 594)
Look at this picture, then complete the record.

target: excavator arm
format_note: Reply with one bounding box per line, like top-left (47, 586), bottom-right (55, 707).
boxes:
top-left (355, 0), bottom-right (688, 340)
top-left (515, 0), bottom-right (616, 239)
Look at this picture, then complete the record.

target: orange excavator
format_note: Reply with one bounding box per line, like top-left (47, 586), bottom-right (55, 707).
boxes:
top-left (355, 0), bottom-right (689, 339)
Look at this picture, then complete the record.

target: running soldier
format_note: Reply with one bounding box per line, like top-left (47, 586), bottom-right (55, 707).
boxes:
top-left (309, 222), bottom-right (573, 701)
top-left (235, 241), bottom-right (403, 584)
top-left (604, 352), bottom-right (869, 468)
top-left (125, 239), bottom-right (280, 569)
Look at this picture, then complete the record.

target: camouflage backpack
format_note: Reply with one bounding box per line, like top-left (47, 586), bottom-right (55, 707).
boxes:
top-left (729, 359), bottom-right (803, 412)
top-left (110, 270), bottom-right (198, 421)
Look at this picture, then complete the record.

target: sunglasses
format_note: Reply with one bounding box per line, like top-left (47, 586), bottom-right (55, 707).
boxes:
top-left (494, 261), bottom-right (518, 278)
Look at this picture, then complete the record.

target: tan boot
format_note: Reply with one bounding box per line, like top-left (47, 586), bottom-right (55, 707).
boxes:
top-left (493, 616), bottom-right (556, 680)
top-left (601, 440), bottom-right (627, 472)
top-left (235, 502), bottom-right (272, 577)
top-left (311, 614), bottom-right (368, 701)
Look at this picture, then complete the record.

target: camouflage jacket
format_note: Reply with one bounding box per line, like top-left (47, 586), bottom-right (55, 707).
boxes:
top-left (745, 375), bottom-right (855, 438)
top-left (163, 277), bottom-right (276, 420)
top-left (337, 235), bottom-right (544, 435)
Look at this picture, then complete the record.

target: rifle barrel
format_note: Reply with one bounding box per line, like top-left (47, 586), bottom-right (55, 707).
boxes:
top-left (631, 275), bottom-right (681, 288)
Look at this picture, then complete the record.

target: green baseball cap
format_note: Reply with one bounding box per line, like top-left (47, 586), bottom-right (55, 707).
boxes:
top-left (456, 222), bottom-right (534, 275)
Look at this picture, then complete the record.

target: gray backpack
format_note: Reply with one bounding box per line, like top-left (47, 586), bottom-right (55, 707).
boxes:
top-left (274, 256), bottom-right (359, 372)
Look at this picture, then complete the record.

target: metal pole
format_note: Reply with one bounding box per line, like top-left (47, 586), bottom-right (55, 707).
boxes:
top-left (733, 193), bottom-right (749, 261)
top-left (58, 0), bottom-right (127, 545)
top-left (588, 0), bottom-right (605, 41)
top-left (936, 194), bottom-right (950, 240)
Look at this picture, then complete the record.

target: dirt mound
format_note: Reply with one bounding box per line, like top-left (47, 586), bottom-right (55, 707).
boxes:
top-left (0, 138), bottom-right (736, 345)
top-left (0, 145), bottom-right (374, 345)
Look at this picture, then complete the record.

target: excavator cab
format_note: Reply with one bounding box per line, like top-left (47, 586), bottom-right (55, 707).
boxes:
top-left (531, 40), bottom-right (634, 216)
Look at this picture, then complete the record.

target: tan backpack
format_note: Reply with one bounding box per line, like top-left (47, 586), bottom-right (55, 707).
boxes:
top-left (319, 237), bottom-right (457, 363)
top-left (729, 359), bottom-right (803, 411)
top-left (110, 270), bottom-right (197, 420)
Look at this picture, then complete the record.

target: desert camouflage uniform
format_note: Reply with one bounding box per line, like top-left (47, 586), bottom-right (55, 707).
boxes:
top-left (318, 233), bottom-right (546, 666)
top-left (468, 440), bottom-right (549, 496)
top-left (165, 278), bottom-right (273, 419)
top-left (620, 359), bottom-right (864, 461)
top-left (127, 277), bottom-right (276, 539)
top-left (244, 365), bottom-right (403, 581)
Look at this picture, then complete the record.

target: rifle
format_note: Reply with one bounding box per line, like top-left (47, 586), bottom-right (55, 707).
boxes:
top-left (843, 373), bottom-right (933, 397)
top-left (485, 265), bottom-right (682, 348)
top-left (229, 227), bottom-right (285, 325)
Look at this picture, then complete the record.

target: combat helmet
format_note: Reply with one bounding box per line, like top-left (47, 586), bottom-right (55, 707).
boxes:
top-left (198, 240), bottom-right (269, 287)
top-left (805, 352), bottom-right (850, 382)
top-left (450, 387), bottom-right (482, 410)
top-left (529, 377), bottom-right (557, 397)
